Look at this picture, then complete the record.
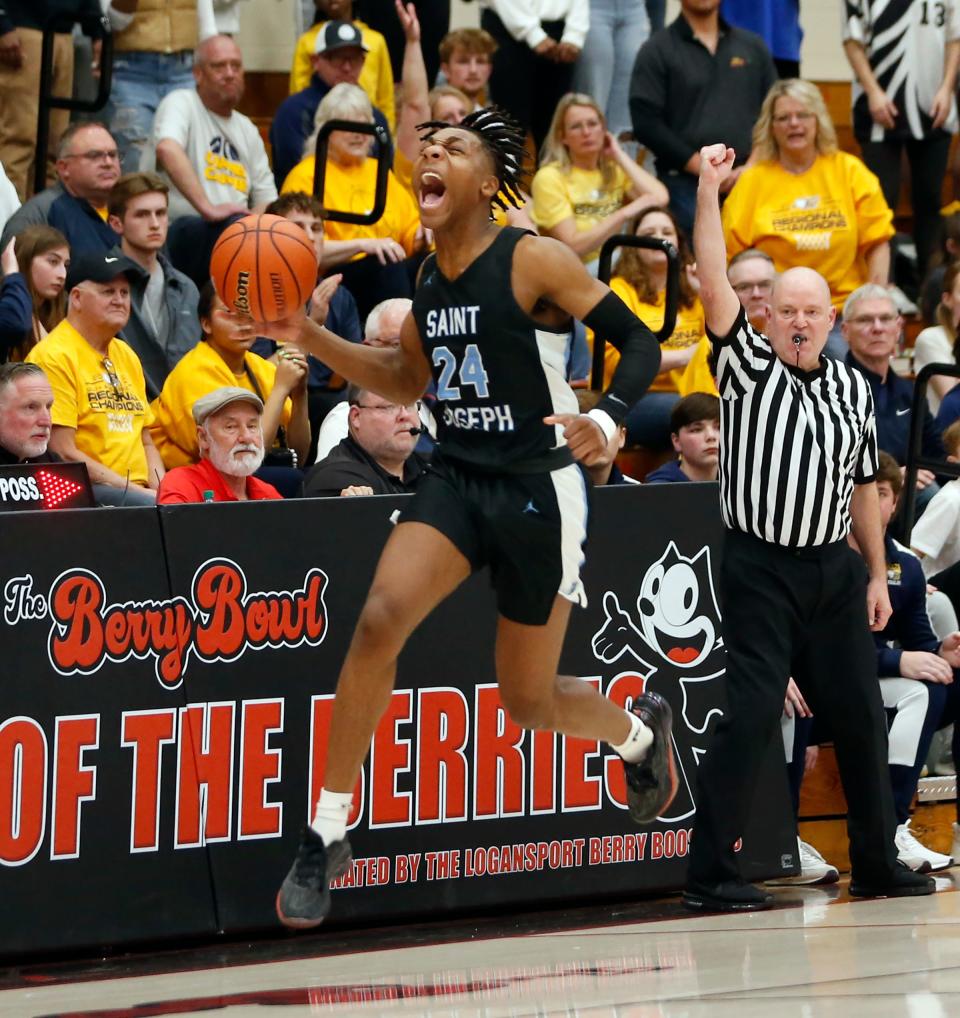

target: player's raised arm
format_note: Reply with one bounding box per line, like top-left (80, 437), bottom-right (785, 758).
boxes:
top-left (250, 309), bottom-right (432, 406)
top-left (694, 144), bottom-right (742, 337)
top-left (523, 234), bottom-right (661, 437)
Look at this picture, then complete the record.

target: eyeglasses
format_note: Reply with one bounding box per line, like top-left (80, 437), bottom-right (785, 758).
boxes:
top-left (354, 401), bottom-right (421, 415)
top-left (848, 313), bottom-right (900, 327)
top-left (102, 357), bottom-right (123, 396)
top-left (772, 112), bottom-right (816, 125)
top-left (732, 280), bottom-right (774, 295)
top-left (63, 149), bottom-right (120, 163)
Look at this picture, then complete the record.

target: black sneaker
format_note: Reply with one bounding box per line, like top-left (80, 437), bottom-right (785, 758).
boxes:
top-left (849, 862), bottom-right (935, 899)
top-left (683, 878), bottom-right (774, 912)
top-left (623, 691), bottom-right (678, 823)
top-left (276, 826), bottom-right (353, 929)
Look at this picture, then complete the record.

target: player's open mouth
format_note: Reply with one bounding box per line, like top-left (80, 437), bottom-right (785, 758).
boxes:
top-left (419, 171), bottom-right (447, 209)
top-left (656, 628), bottom-right (707, 665)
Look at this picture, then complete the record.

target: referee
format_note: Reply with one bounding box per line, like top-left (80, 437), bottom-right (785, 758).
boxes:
top-left (683, 144), bottom-right (934, 911)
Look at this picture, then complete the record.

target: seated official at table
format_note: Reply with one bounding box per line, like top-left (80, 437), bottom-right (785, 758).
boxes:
top-left (0, 362), bottom-right (56, 464)
top-left (157, 387), bottom-right (282, 504)
top-left (302, 383), bottom-right (427, 497)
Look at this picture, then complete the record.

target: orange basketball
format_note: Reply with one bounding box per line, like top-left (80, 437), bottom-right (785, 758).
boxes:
top-left (210, 214), bottom-right (318, 322)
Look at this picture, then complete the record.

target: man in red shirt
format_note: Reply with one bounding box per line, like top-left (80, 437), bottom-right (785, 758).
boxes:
top-left (157, 386), bottom-right (282, 503)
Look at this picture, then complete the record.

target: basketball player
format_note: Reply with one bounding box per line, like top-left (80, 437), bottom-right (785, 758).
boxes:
top-left (254, 104), bottom-right (673, 929)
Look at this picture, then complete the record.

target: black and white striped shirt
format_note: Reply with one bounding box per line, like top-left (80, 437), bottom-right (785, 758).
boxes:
top-left (844, 0), bottom-right (960, 140)
top-left (712, 308), bottom-right (879, 547)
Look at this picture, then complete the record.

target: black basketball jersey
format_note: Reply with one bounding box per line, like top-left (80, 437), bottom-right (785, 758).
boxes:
top-left (412, 227), bottom-right (579, 469)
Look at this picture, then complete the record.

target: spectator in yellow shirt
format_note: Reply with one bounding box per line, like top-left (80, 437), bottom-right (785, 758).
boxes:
top-left (272, 18), bottom-right (394, 192)
top-left (26, 251), bottom-right (164, 505)
top-left (149, 281), bottom-right (310, 483)
top-left (282, 83), bottom-right (427, 322)
top-left (589, 205), bottom-right (713, 448)
top-left (532, 92), bottom-right (667, 274)
top-left (289, 1), bottom-right (395, 127)
top-left (722, 78), bottom-right (894, 359)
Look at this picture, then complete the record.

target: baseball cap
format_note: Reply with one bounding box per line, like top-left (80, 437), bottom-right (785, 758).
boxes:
top-left (66, 251), bottom-right (139, 291)
top-left (193, 387), bottom-right (264, 425)
top-left (314, 20), bottom-right (369, 56)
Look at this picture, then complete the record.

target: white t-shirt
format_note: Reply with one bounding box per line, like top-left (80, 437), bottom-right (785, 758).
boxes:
top-left (144, 88), bottom-right (278, 221)
top-left (911, 478), bottom-right (960, 577)
top-left (0, 161), bottom-right (20, 234)
top-left (913, 324), bottom-right (955, 414)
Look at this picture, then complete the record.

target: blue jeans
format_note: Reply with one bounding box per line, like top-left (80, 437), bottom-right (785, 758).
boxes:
top-left (572, 0), bottom-right (650, 138)
top-left (93, 483), bottom-right (156, 507)
top-left (107, 51), bottom-right (195, 174)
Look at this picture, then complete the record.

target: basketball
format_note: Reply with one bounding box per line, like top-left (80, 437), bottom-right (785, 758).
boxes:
top-left (209, 214), bottom-right (318, 322)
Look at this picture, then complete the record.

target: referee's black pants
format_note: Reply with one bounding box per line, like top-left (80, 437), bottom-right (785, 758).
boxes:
top-left (687, 530), bottom-right (899, 887)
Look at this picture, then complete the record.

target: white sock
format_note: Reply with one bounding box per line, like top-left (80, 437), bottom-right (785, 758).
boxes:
top-left (612, 709), bottom-right (653, 763)
top-left (311, 787), bottom-right (353, 846)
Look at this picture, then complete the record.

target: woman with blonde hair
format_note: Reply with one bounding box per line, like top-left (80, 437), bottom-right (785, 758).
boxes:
top-left (282, 82), bottom-right (426, 321)
top-left (722, 79), bottom-right (893, 357)
top-left (532, 92), bottom-right (667, 274)
top-left (7, 225), bottom-right (69, 361)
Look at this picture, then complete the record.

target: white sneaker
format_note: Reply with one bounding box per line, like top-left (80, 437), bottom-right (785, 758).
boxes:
top-left (895, 820), bottom-right (953, 872)
top-left (766, 838), bottom-right (839, 885)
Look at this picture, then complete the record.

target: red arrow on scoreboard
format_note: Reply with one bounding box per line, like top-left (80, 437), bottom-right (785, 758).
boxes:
top-left (37, 469), bottom-right (84, 509)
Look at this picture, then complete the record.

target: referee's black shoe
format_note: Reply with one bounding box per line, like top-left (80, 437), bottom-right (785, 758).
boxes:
top-left (276, 826), bottom-right (353, 929)
top-left (682, 879), bottom-right (774, 913)
top-left (849, 862), bottom-right (935, 899)
top-left (623, 691), bottom-right (678, 823)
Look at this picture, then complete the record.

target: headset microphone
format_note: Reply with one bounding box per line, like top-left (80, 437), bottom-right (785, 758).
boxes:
top-left (406, 426), bottom-right (426, 436)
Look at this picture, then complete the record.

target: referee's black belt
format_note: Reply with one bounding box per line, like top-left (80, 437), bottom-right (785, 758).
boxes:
top-left (726, 529), bottom-right (850, 561)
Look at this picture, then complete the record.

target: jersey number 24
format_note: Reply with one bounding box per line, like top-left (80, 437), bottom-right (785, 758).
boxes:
top-left (432, 344), bottom-right (490, 400)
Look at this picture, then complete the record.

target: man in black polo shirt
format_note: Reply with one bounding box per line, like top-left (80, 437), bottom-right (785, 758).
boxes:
top-left (301, 383), bottom-right (427, 497)
top-left (628, 0), bottom-right (776, 236)
top-left (0, 362), bottom-right (56, 464)
top-left (683, 142), bottom-right (934, 912)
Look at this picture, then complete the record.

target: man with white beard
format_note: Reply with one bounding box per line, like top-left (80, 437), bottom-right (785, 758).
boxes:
top-left (156, 387), bottom-right (283, 503)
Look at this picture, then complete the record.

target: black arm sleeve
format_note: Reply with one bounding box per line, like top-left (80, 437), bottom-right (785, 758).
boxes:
top-left (582, 291), bottom-right (661, 425)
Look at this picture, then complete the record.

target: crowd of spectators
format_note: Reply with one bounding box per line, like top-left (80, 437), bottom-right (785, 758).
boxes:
top-left (3, 0), bottom-right (960, 871)
top-left (1, 0), bottom-right (957, 499)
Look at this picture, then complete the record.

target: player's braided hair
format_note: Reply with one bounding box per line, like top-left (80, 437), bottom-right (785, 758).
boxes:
top-left (417, 106), bottom-right (527, 214)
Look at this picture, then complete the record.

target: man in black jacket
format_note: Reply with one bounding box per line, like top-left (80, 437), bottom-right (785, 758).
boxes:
top-left (302, 382), bottom-right (427, 497)
top-left (629, 0), bottom-right (776, 236)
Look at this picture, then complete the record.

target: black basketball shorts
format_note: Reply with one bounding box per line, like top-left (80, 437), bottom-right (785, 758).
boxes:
top-left (399, 456), bottom-right (591, 626)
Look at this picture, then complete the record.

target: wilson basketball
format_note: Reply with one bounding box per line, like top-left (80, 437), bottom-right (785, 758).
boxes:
top-left (210, 214), bottom-right (318, 322)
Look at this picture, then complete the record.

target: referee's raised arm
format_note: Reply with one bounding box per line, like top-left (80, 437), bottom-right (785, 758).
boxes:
top-left (693, 145), bottom-right (743, 338)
